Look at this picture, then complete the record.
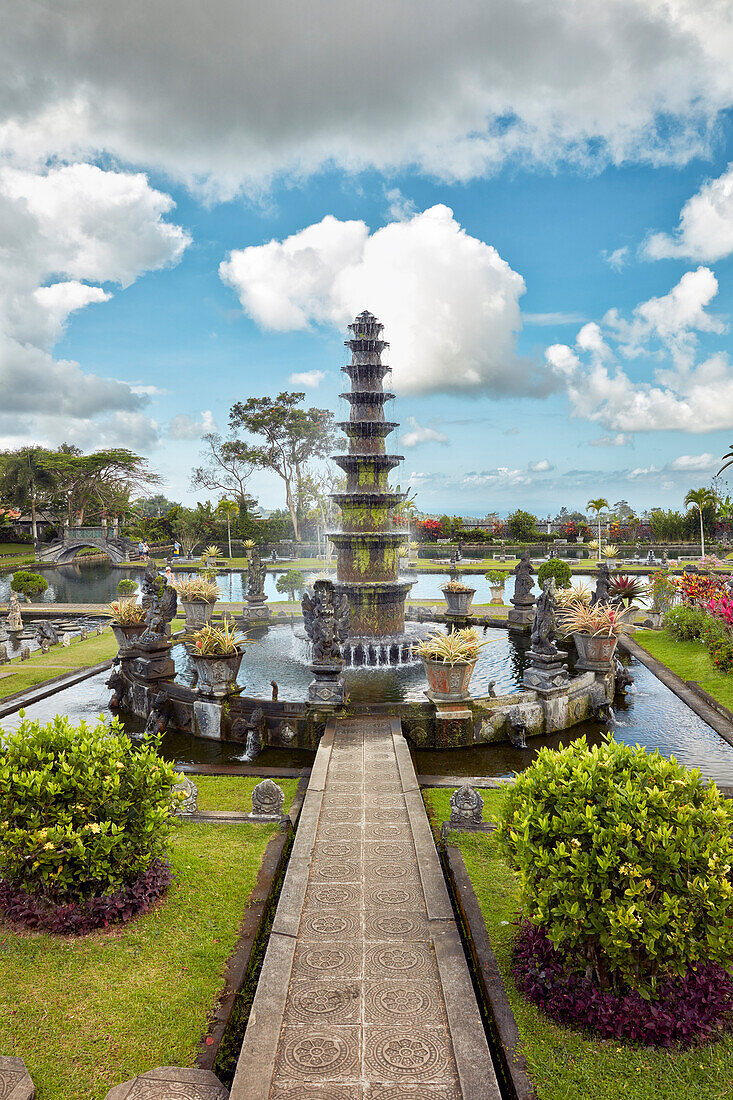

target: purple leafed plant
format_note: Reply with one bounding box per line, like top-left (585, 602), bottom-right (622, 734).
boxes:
top-left (512, 922), bottom-right (733, 1047)
top-left (0, 859), bottom-right (172, 935)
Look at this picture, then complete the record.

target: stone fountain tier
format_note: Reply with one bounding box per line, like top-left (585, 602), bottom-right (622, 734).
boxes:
top-left (336, 419), bottom-right (400, 440)
top-left (329, 532), bottom-right (408, 583)
top-left (332, 491), bottom-right (406, 531)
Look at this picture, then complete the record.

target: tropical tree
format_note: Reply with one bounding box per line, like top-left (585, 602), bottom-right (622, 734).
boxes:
top-left (0, 448), bottom-right (58, 540)
top-left (586, 498), bottom-right (609, 560)
top-left (191, 433), bottom-right (258, 517)
top-left (275, 569), bottom-right (305, 602)
top-left (216, 498), bottom-right (239, 559)
top-left (684, 487), bottom-right (717, 559)
top-left (506, 509), bottom-right (538, 542)
top-left (228, 392), bottom-right (336, 541)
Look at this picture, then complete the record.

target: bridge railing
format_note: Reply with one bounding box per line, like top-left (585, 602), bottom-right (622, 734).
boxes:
top-left (63, 527), bottom-right (106, 541)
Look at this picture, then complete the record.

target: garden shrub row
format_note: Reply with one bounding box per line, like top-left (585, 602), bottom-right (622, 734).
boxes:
top-left (664, 605), bottom-right (733, 671)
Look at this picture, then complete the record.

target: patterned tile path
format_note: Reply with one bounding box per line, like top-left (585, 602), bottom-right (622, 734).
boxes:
top-left (231, 717), bottom-right (499, 1100)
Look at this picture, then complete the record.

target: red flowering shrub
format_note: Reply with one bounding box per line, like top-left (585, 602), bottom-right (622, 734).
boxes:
top-left (675, 571), bottom-right (730, 607)
top-left (417, 519), bottom-right (442, 541)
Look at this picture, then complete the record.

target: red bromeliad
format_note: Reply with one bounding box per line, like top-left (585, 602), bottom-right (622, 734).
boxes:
top-left (707, 595), bottom-right (733, 626)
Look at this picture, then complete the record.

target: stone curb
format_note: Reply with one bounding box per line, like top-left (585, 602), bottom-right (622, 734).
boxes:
top-left (443, 845), bottom-right (539, 1100)
top-left (620, 635), bottom-right (733, 748)
top-left (0, 1055), bottom-right (35, 1100)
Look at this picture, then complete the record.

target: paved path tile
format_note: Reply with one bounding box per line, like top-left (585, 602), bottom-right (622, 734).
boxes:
top-left (230, 717), bottom-right (500, 1100)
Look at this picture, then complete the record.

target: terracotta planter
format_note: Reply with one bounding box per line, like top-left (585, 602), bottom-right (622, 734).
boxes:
top-left (489, 584), bottom-right (504, 605)
top-left (442, 588), bottom-right (475, 615)
top-left (421, 657), bottom-right (477, 701)
top-left (189, 649), bottom-right (243, 697)
top-left (573, 632), bottom-right (618, 670)
top-left (181, 597), bottom-right (216, 630)
top-left (110, 621), bottom-right (146, 652)
top-left (604, 558), bottom-right (617, 569)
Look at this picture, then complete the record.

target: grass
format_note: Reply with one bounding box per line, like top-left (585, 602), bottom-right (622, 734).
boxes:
top-left (193, 775), bottom-right (300, 813)
top-left (0, 819), bottom-right (278, 1100)
top-left (423, 787), bottom-right (733, 1100)
top-left (634, 628), bottom-right (733, 713)
top-left (0, 631), bottom-right (118, 700)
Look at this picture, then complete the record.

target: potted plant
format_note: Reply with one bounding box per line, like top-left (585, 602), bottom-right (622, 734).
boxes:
top-left (201, 544), bottom-right (222, 567)
top-left (174, 576), bottom-right (219, 630)
top-left (557, 601), bottom-right (627, 670)
top-left (484, 568), bottom-right (507, 605)
top-left (243, 538), bottom-right (255, 560)
top-left (184, 619), bottom-right (250, 698)
top-left (413, 627), bottom-right (489, 700)
top-left (441, 579), bottom-right (476, 615)
top-left (609, 574), bottom-right (649, 609)
top-left (603, 543), bottom-right (619, 568)
top-left (107, 599), bottom-right (147, 650)
top-left (408, 540), bottom-right (419, 564)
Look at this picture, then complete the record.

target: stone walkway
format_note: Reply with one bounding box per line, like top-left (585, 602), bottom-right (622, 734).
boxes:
top-left (231, 716), bottom-right (499, 1100)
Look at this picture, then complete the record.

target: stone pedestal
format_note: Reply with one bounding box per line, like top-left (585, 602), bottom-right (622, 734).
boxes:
top-left (523, 647), bottom-right (568, 693)
top-left (308, 661), bottom-right (346, 704)
top-left (241, 597), bottom-right (271, 623)
top-left (433, 701), bottom-right (473, 748)
top-left (508, 602), bottom-right (535, 631)
top-left (126, 650), bottom-right (175, 683)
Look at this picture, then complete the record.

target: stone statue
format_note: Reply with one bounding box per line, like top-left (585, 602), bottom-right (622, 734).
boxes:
top-left (34, 621), bottom-right (59, 647)
top-left (301, 579), bottom-right (350, 664)
top-left (106, 665), bottom-right (127, 709)
top-left (251, 778), bottom-right (285, 818)
top-left (531, 579), bottom-right (559, 655)
top-left (246, 548), bottom-right (266, 600)
top-left (591, 562), bottom-right (611, 606)
top-left (144, 690), bottom-right (175, 736)
top-left (20, 645), bottom-right (30, 660)
top-left (513, 550), bottom-right (534, 602)
top-left (137, 565), bottom-right (177, 648)
top-left (7, 592), bottom-right (22, 633)
top-left (449, 784), bottom-right (484, 829)
top-left (173, 775), bottom-right (198, 815)
top-left (41, 638), bottom-right (50, 654)
top-left (0, 644), bottom-right (8, 664)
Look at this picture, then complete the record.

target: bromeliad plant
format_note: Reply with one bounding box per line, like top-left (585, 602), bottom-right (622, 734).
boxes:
top-left (184, 619), bottom-right (250, 656)
top-left (440, 579), bottom-right (475, 593)
top-left (413, 627), bottom-right (489, 664)
top-left (174, 576), bottom-right (220, 602)
top-left (500, 735), bottom-right (733, 1043)
top-left (554, 581), bottom-right (592, 608)
top-left (107, 599), bottom-right (147, 625)
top-left (608, 574), bottom-right (649, 607)
top-left (557, 600), bottom-right (627, 638)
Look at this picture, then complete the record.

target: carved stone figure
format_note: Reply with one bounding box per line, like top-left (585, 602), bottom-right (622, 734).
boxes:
top-left (144, 690), bottom-right (175, 736)
top-left (531, 579), bottom-right (559, 655)
top-left (80, 626), bottom-right (88, 640)
top-left (61, 633), bottom-right (70, 647)
top-left (231, 706), bottom-right (266, 760)
top-left (302, 579), bottom-right (350, 664)
top-left (34, 620), bottom-right (59, 647)
top-left (513, 550), bottom-right (534, 603)
top-left (449, 784), bottom-right (484, 829)
top-left (106, 665), bottom-right (127, 709)
top-left (524, 578), bottom-right (568, 693)
top-left (591, 562), bottom-right (611, 606)
top-left (0, 644), bottom-right (8, 664)
top-left (251, 778), bottom-right (285, 818)
top-left (7, 592), bottom-right (22, 633)
top-left (41, 639), bottom-right (50, 654)
top-left (137, 565), bottom-right (177, 648)
top-left (20, 645), bottom-right (30, 660)
top-left (172, 775), bottom-right (198, 814)
top-left (245, 548), bottom-right (266, 600)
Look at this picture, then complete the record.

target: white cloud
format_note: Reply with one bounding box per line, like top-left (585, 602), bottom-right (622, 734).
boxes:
top-left (1, 1), bottom-right (732, 195)
top-left (548, 268), bottom-right (733, 433)
top-left (643, 163), bottom-right (733, 261)
top-left (400, 418), bottom-right (449, 448)
top-left (168, 410), bottom-right (216, 440)
top-left (221, 205), bottom-right (533, 397)
top-left (0, 163), bottom-right (188, 448)
top-left (529, 459), bottom-right (553, 472)
top-left (523, 312), bottom-right (587, 326)
top-left (602, 246), bottom-right (630, 271)
top-left (589, 433), bottom-right (632, 447)
top-left (288, 370), bottom-right (326, 389)
top-left (668, 452), bottom-right (716, 471)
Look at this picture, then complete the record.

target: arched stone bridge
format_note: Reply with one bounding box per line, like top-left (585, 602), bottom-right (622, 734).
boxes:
top-left (36, 527), bottom-right (135, 565)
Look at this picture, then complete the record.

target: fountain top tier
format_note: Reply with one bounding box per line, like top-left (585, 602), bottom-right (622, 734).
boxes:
top-left (329, 311), bottom-right (413, 660)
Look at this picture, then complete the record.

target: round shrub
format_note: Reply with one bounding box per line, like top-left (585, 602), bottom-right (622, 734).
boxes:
top-left (537, 558), bottom-right (571, 590)
top-left (664, 604), bottom-right (711, 641)
top-left (499, 736), bottom-right (733, 1001)
top-left (10, 570), bottom-right (48, 599)
top-left (0, 714), bottom-right (179, 914)
top-left (117, 578), bottom-right (138, 596)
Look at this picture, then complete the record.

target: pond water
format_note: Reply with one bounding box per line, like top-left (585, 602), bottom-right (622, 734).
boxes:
top-left (0, 562), bottom-right (651, 608)
top-left (3, 623), bottom-right (732, 784)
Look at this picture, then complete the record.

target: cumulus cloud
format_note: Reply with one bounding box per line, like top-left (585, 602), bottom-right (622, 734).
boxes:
top-left (523, 312), bottom-right (587, 326)
top-left (547, 268), bottom-right (733, 433)
top-left (400, 418), bottom-right (449, 448)
top-left (589, 433), bottom-right (632, 447)
top-left (529, 459), bottom-right (553, 472)
top-left (668, 452), bottom-right (717, 471)
top-left (643, 163), bottom-right (733, 261)
top-left (168, 410), bottom-right (216, 440)
top-left (0, 163), bottom-right (189, 448)
top-left (1, 1), bottom-right (732, 195)
top-left (221, 205), bottom-right (533, 397)
top-left (602, 246), bottom-right (630, 271)
top-left (289, 370), bottom-right (326, 388)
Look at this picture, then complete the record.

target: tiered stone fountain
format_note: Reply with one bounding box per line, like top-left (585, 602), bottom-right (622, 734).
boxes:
top-left (329, 311), bottom-right (414, 664)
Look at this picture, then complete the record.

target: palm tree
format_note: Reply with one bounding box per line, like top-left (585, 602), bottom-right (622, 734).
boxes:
top-left (586, 498), bottom-right (609, 561)
top-left (0, 447), bottom-right (58, 542)
top-left (684, 487), bottom-right (716, 559)
top-left (216, 498), bottom-right (239, 560)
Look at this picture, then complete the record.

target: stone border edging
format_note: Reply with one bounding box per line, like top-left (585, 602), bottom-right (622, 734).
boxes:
top-left (620, 635), bottom-right (733, 749)
top-left (443, 844), bottom-right (539, 1100)
top-left (195, 775), bottom-right (308, 1074)
top-left (0, 658), bottom-right (114, 718)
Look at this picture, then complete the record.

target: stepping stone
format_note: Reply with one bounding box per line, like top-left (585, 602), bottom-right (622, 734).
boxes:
top-left (0, 1055), bottom-right (35, 1099)
top-left (104, 1066), bottom-right (228, 1099)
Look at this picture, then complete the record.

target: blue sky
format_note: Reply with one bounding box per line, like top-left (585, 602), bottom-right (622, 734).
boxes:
top-left (4, 1), bottom-right (733, 517)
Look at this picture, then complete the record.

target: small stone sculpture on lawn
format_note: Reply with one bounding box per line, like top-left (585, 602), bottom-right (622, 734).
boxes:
top-left (173, 775), bottom-right (198, 815)
top-left (7, 592), bottom-right (22, 633)
top-left (61, 633), bottom-right (71, 647)
top-left (449, 784), bottom-right (484, 829)
top-left (0, 644), bottom-right (8, 664)
top-left (20, 645), bottom-right (30, 660)
top-left (251, 778), bottom-right (284, 818)
top-left (41, 639), bottom-right (50, 654)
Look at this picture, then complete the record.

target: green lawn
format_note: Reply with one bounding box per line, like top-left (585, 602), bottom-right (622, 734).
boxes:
top-left (194, 775), bottom-right (300, 813)
top-left (0, 820), bottom-right (278, 1100)
top-left (635, 628), bottom-right (733, 712)
top-left (424, 788), bottom-right (733, 1100)
top-left (0, 631), bottom-right (118, 700)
